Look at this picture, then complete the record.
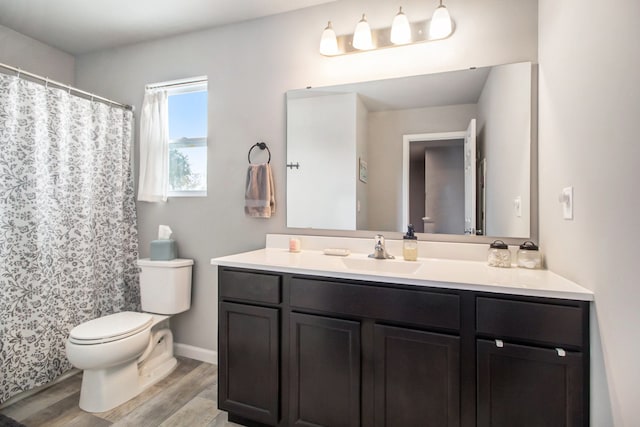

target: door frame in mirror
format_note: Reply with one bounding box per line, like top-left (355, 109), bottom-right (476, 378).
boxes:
top-left (402, 131), bottom-right (467, 233)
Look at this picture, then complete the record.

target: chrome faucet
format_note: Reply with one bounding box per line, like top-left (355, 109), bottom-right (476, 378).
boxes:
top-left (369, 234), bottom-right (395, 259)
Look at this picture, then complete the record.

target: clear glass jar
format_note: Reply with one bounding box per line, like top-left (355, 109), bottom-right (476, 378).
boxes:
top-left (403, 239), bottom-right (418, 261)
top-left (517, 241), bottom-right (542, 269)
top-left (403, 224), bottom-right (418, 261)
top-left (488, 240), bottom-right (511, 268)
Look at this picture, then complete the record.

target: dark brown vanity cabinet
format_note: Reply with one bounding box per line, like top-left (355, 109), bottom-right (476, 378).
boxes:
top-left (288, 276), bottom-right (461, 427)
top-left (218, 270), bottom-right (282, 426)
top-left (373, 325), bottom-right (460, 427)
top-left (217, 267), bottom-right (589, 427)
top-left (476, 340), bottom-right (584, 427)
top-left (476, 297), bottom-right (588, 427)
top-left (290, 312), bottom-right (361, 427)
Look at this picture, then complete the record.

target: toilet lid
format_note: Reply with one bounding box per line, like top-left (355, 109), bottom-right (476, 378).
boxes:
top-left (69, 311), bottom-right (153, 344)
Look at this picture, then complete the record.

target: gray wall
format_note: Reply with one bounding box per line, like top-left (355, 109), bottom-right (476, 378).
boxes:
top-left (355, 95), bottom-right (369, 229)
top-left (73, 0), bottom-right (538, 354)
top-left (538, 0), bottom-right (640, 424)
top-left (477, 62), bottom-right (532, 238)
top-left (0, 24), bottom-right (75, 84)
top-left (367, 103), bottom-right (477, 231)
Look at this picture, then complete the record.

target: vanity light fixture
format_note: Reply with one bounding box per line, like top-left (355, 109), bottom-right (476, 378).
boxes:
top-left (320, 3), bottom-right (454, 56)
top-left (352, 14), bottom-right (374, 50)
top-left (429, 0), bottom-right (453, 40)
top-left (319, 21), bottom-right (339, 56)
top-left (390, 7), bottom-right (412, 45)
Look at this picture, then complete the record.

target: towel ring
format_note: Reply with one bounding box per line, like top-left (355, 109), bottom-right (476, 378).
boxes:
top-left (248, 142), bottom-right (271, 164)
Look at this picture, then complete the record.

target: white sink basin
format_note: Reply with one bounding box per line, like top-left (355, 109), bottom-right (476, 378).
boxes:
top-left (340, 257), bottom-right (423, 275)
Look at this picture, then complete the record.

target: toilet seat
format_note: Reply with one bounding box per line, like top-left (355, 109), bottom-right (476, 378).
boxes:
top-left (69, 311), bottom-right (153, 345)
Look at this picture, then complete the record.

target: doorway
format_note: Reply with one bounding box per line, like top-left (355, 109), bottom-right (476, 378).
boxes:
top-left (402, 119), bottom-right (480, 235)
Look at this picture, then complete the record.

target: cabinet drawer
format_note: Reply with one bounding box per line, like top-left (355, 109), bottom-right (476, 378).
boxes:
top-left (476, 297), bottom-right (584, 347)
top-left (290, 277), bottom-right (459, 331)
top-left (219, 269), bottom-right (281, 304)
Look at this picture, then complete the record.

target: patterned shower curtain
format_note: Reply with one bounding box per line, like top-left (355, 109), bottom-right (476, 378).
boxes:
top-left (0, 73), bottom-right (140, 403)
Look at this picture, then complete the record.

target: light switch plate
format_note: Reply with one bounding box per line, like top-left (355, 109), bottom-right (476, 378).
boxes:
top-left (514, 196), bottom-right (522, 217)
top-left (562, 186), bottom-right (573, 220)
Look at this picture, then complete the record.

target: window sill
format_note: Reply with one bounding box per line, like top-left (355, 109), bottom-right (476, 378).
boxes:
top-left (168, 191), bottom-right (207, 198)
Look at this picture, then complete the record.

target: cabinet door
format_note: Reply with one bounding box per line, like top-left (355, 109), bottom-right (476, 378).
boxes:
top-left (374, 324), bottom-right (460, 427)
top-left (290, 312), bottom-right (360, 427)
top-left (219, 302), bottom-right (279, 426)
top-left (477, 339), bottom-right (584, 427)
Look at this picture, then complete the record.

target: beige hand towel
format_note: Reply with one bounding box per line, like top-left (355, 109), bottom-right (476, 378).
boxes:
top-left (245, 163), bottom-right (275, 218)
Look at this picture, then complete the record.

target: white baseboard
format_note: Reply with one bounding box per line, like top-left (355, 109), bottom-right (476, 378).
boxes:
top-left (174, 342), bottom-right (218, 365)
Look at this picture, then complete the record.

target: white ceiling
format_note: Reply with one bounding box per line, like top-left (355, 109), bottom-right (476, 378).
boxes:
top-left (0, 0), bottom-right (335, 55)
top-left (289, 66), bottom-right (491, 112)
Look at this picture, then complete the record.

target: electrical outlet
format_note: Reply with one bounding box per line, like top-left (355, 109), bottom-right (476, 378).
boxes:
top-left (561, 186), bottom-right (573, 220)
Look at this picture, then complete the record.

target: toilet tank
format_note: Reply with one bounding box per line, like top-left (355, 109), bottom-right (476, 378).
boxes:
top-left (137, 258), bottom-right (194, 314)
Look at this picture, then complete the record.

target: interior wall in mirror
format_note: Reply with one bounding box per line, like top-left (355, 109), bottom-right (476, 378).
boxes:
top-left (286, 61), bottom-right (534, 239)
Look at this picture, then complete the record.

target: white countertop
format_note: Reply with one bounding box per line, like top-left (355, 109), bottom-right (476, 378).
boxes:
top-left (211, 247), bottom-right (594, 301)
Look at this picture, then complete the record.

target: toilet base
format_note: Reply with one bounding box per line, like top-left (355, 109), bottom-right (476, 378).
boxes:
top-left (79, 362), bottom-right (140, 413)
top-left (78, 328), bottom-right (177, 413)
top-left (140, 355), bottom-right (177, 391)
top-left (138, 327), bottom-right (177, 390)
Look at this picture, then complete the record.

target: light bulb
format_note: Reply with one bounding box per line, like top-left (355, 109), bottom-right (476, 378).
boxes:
top-left (353, 14), bottom-right (373, 50)
top-left (429, 1), bottom-right (452, 39)
top-left (319, 21), bottom-right (339, 56)
top-left (391, 7), bottom-right (411, 45)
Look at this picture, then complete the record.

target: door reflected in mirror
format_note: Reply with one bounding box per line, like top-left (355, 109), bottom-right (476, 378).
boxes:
top-left (286, 61), bottom-right (535, 239)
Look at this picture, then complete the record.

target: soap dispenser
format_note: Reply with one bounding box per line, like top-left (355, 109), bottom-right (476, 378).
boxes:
top-left (403, 224), bottom-right (418, 261)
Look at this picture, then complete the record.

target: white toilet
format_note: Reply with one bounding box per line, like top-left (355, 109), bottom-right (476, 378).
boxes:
top-left (422, 216), bottom-right (436, 233)
top-left (66, 258), bottom-right (194, 413)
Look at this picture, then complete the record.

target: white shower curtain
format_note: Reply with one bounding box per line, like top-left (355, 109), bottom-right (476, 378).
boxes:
top-left (0, 73), bottom-right (139, 404)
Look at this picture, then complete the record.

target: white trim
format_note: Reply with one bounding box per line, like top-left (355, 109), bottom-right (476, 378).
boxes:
top-left (166, 82), bottom-right (207, 96)
top-left (167, 190), bottom-right (207, 198)
top-left (402, 131), bottom-right (467, 232)
top-left (147, 76), bottom-right (208, 93)
top-left (173, 343), bottom-right (218, 364)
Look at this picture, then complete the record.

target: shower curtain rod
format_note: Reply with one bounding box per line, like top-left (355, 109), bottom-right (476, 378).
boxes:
top-left (0, 61), bottom-right (133, 111)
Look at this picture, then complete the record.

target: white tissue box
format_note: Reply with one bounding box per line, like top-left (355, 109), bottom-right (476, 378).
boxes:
top-left (150, 239), bottom-right (177, 261)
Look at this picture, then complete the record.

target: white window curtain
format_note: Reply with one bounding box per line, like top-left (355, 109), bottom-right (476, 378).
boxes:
top-left (138, 89), bottom-right (169, 202)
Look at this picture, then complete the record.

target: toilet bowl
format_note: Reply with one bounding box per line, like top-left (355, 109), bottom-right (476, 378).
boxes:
top-left (65, 258), bottom-right (193, 413)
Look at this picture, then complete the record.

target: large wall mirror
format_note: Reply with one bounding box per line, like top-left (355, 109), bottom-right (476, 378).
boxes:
top-left (286, 61), bottom-right (536, 241)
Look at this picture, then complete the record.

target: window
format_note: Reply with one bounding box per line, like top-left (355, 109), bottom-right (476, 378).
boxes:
top-left (167, 81), bottom-right (208, 196)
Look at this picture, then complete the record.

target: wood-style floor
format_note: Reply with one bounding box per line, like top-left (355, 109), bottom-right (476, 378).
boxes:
top-left (0, 357), bottom-right (243, 427)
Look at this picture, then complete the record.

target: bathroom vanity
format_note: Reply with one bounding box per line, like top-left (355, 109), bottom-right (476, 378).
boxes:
top-left (212, 238), bottom-right (592, 427)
